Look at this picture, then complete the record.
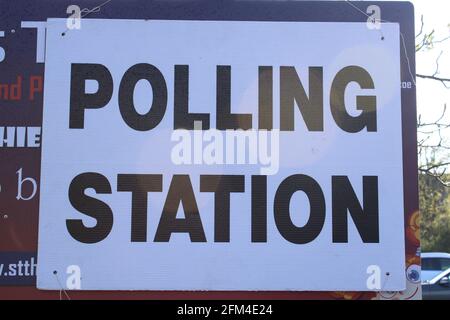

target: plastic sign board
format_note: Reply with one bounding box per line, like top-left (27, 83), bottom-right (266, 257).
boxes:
top-left (36, 18), bottom-right (406, 291)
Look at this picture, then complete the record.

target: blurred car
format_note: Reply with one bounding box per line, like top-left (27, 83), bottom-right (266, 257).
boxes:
top-left (422, 268), bottom-right (450, 300)
top-left (421, 252), bottom-right (450, 282)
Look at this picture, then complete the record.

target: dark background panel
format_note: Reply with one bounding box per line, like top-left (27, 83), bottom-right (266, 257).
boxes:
top-left (0, 0), bottom-right (417, 299)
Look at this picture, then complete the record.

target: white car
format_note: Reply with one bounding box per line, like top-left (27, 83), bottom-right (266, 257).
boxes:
top-left (421, 252), bottom-right (450, 283)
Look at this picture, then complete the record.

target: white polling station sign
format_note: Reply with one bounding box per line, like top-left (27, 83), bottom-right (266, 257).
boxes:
top-left (37, 19), bottom-right (405, 291)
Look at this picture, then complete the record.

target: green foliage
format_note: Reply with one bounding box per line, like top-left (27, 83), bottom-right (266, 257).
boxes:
top-left (416, 29), bottom-right (436, 52)
top-left (419, 174), bottom-right (450, 252)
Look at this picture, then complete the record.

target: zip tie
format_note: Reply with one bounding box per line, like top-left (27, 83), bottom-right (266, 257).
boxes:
top-left (80, 0), bottom-right (113, 19)
top-left (378, 272), bottom-right (394, 299)
top-left (400, 33), bottom-right (417, 86)
top-left (345, 0), bottom-right (385, 40)
top-left (53, 270), bottom-right (71, 300)
top-left (344, 0), bottom-right (417, 86)
top-left (62, 0), bottom-right (114, 36)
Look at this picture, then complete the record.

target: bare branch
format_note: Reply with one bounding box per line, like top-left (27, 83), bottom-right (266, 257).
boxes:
top-left (416, 15), bottom-right (425, 39)
top-left (416, 74), bottom-right (450, 88)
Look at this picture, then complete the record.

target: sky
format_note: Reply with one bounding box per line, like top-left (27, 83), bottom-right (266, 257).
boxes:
top-left (411, 0), bottom-right (450, 124)
top-left (409, 0), bottom-right (450, 163)
top-left (372, 0), bottom-right (450, 162)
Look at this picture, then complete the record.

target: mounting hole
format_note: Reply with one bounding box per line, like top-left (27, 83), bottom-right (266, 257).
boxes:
top-left (386, 272), bottom-right (390, 276)
top-left (11, 29), bottom-right (15, 33)
top-left (3, 214), bottom-right (8, 219)
top-left (53, 270), bottom-right (58, 275)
